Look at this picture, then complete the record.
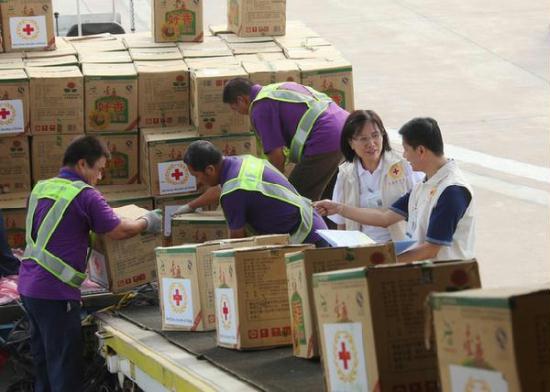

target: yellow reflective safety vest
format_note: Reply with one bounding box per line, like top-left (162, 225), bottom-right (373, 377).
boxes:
top-left (220, 155), bottom-right (314, 244)
top-left (23, 178), bottom-right (92, 288)
top-left (250, 83), bottom-right (332, 163)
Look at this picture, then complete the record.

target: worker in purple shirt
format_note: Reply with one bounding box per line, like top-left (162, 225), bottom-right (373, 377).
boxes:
top-left (222, 78), bottom-right (348, 202)
top-left (18, 135), bottom-right (162, 392)
top-left (182, 140), bottom-right (329, 247)
top-left (174, 78), bottom-right (349, 217)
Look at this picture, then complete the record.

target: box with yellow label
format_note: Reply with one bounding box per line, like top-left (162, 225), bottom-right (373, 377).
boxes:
top-left (155, 234), bottom-right (288, 331)
top-left (431, 286), bottom-right (550, 392)
top-left (212, 244), bottom-right (313, 350)
top-left (89, 204), bottom-right (162, 293)
top-left (151, 0), bottom-right (203, 43)
top-left (83, 63), bottom-right (138, 133)
top-left (285, 244), bottom-right (396, 359)
top-left (313, 260), bottom-right (481, 392)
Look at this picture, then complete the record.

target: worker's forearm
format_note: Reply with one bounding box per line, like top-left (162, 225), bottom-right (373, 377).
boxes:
top-left (108, 218), bottom-right (147, 240)
top-left (188, 186), bottom-right (221, 210)
top-left (339, 204), bottom-right (394, 228)
top-left (397, 242), bottom-right (441, 263)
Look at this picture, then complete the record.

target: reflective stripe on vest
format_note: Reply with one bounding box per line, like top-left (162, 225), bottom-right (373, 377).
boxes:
top-left (220, 155), bottom-right (314, 244)
top-left (251, 83), bottom-right (332, 163)
top-left (24, 178), bottom-right (91, 288)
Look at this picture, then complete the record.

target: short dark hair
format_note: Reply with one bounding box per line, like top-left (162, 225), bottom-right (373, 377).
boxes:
top-left (62, 135), bottom-right (110, 167)
top-left (183, 140), bottom-right (223, 171)
top-left (340, 110), bottom-right (391, 162)
top-left (222, 78), bottom-right (253, 104)
top-left (398, 117), bottom-right (444, 156)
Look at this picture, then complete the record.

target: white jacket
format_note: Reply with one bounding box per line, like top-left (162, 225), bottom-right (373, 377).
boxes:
top-left (332, 150), bottom-right (419, 241)
top-left (407, 160), bottom-right (475, 261)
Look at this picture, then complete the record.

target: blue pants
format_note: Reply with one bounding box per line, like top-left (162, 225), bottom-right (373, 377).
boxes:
top-left (21, 295), bottom-right (84, 392)
top-left (0, 210), bottom-right (19, 277)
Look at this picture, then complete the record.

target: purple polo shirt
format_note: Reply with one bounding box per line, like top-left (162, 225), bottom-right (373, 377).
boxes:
top-left (220, 156), bottom-right (326, 243)
top-left (18, 168), bottom-right (121, 301)
top-left (250, 83), bottom-right (349, 157)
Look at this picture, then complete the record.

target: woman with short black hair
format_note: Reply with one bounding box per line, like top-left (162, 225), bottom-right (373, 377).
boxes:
top-left (330, 110), bottom-right (423, 242)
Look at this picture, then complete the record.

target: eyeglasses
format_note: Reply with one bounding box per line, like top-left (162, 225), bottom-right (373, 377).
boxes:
top-left (352, 132), bottom-right (382, 144)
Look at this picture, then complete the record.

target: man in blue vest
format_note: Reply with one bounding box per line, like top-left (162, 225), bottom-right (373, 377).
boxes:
top-left (182, 140), bottom-right (329, 247)
top-left (18, 135), bottom-right (162, 392)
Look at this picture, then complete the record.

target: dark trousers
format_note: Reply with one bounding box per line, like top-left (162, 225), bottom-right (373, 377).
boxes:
top-left (20, 295), bottom-right (84, 392)
top-left (0, 210), bottom-right (20, 277)
top-left (288, 150), bottom-right (343, 202)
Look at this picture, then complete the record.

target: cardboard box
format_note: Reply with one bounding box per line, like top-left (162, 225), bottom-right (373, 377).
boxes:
top-left (24, 36), bottom-right (76, 58)
top-left (129, 47), bottom-right (183, 61)
top-left (212, 244), bottom-right (312, 349)
top-left (122, 31), bottom-right (178, 49)
top-left (88, 204), bottom-right (162, 293)
top-left (0, 192), bottom-right (28, 249)
top-left (154, 193), bottom-right (219, 245)
top-left (285, 244), bottom-right (396, 359)
top-left (171, 211), bottom-right (228, 245)
top-left (235, 52), bottom-right (286, 62)
top-left (151, 0), bottom-right (204, 43)
top-left (155, 234), bottom-right (289, 331)
top-left (227, 41), bottom-right (283, 55)
top-left (96, 132), bottom-right (139, 186)
top-left (227, 0), bottom-right (286, 37)
top-left (0, 56), bottom-right (25, 70)
top-left (431, 286), bottom-right (550, 392)
top-left (297, 57), bottom-right (354, 112)
top-left (83, 63), bottom-right (138, 133)
top-left (274, 35), bottom-right (332, 50)
top-left (78, 51), bottom-right (133, 64)
top-left (184, 56), bottom-right (240, 70)
top-left (178, 36), bottom-right (232, 58)
top-left (190, 65), bottom-right (250, 135)
top-left (0, 0), bottom-right (55, 52)
top-left (284, 45), bottom-right (343, 61)
top-left (24, 55), bottom-right (78, 67)
top-left (219, 33), bottom-right (274, 44)
top-left (141, 130), bottom-right (257, 196)
top-left (242, 60), bottom-right (300, 86)
top-left (0, 69), bottom-right (29, 136)
top-left (313, 260), bottom-right (481, 392)
top-left (70, 38), bottom-right (127, 54)
top-left (0, 135), bottom-right (31, 194)
top-left (140, 129), bottom-right (200, 196)
top-left (209, 24), bottom-right (232, 36)
top-left (134, 60), bottom-right (190, 129)
top-left (31, 134), bottom-right (80, 183)
top-left (101, 185), bottom-right (153, 210)
top-left (27, 66), bottom-right (84, 135)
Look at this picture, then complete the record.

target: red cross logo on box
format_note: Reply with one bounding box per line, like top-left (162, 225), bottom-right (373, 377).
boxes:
top-left (168, 282), bottom-right (187, 313)
top-left (219, 294), bottom-right (232, 330)
top-left (0, 103), bottom-right (16, 126)
top-left (333, 330), bottom-right (359, 383)
top-left (16, 19), bottom-right (40, 40)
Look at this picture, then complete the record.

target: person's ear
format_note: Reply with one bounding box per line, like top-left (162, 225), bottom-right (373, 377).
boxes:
top-left (77, 158), bottom-right (87, 170)
top-left (205, 165), bottom-right (215, 176)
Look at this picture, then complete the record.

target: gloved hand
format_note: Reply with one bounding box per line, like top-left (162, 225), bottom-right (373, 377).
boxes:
top-left (173, 204), bottom-right (194, 216)
top-left (139, 209), bottom-right (163, 234)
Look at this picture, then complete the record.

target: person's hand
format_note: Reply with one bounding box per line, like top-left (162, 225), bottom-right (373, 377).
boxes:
top-left (313, 200), bottom-right (343, 216)
top-left (173, 204), bottom-right (194, 216)
top-left (139, 209), bottom-right (163, 234)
